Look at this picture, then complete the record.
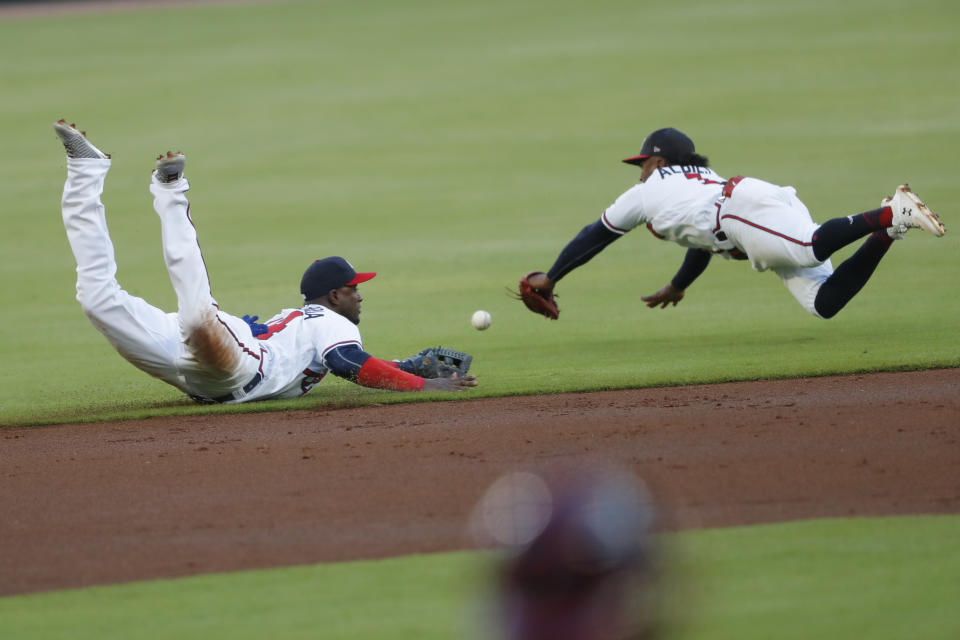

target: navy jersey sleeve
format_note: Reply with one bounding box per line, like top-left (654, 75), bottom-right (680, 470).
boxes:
top-left (324, 343), bottom-right (373, 381)
top-left (546, 220), bottom-right (621, 283)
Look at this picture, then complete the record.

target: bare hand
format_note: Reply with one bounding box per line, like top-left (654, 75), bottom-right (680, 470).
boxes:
top-left (641, 283), bottom-right (684, 308)
top-left (422, 373), bottom-right (478, 392)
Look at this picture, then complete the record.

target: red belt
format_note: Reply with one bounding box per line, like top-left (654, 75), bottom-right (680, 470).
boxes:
top-left (722, 175), bottom-right (745, 199)
top-left (715, 175), bottom-right (748, 260)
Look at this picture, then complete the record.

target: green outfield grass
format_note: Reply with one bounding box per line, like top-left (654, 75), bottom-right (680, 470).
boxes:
top-left (1, 0), bottom-right (958, 426)
top-left (1, 0), bottom-right (958, 637)
top-left (2, 515), bottom-right (957, 639)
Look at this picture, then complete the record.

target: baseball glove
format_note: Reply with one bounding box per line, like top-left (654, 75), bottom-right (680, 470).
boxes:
top-left (516, 271), bottom-right (559, 319)
top-left (398, 347), bottom-right (473, 379)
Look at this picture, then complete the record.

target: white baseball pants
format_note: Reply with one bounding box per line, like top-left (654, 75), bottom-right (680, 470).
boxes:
top-left (717, 177), bottom-right (833, 317)
top-left (61, 159), bottom-right (262, 400)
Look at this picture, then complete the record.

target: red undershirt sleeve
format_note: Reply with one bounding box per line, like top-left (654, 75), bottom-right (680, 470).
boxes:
top-left (356, 357), bottom-right (425, 391)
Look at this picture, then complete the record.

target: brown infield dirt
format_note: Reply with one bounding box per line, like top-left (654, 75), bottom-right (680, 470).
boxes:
top-left (2, 368), bottom-right (959, 597)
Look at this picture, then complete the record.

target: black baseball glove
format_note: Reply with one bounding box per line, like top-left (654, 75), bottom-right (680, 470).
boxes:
top-left (397, 347), bottom-right (473, 379)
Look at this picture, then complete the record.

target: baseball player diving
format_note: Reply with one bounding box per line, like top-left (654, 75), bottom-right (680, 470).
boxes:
top-left (55, 120), bottom-right (477, 404)
top-left (518, 127), bottom-right (945, 320)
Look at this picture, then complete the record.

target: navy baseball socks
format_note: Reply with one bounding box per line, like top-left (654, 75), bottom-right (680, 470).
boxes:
top-left (813, 232), bottom-right (892, 319)
top-left (811, 185), bottom-right (945, 262)
top-left (812, 185), bottom-right (946, 318)
top-left (811, 207), bottom-right (892, 262)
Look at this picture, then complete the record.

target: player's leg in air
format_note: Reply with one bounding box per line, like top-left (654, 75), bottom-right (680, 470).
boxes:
top-left (806, 187), bottom-right (945, 318)
top-left (55, 120), bottom-right (184, 384)
top-left (148, 152), bottom-right (260, 392)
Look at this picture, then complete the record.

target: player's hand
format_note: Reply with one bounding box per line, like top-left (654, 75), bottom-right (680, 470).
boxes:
top-left (422, 373), bottom-right (478, 392)
top-left (524, 271), bottom-right (554, 293)
top-left (641, 283), bottom-right (684, 308)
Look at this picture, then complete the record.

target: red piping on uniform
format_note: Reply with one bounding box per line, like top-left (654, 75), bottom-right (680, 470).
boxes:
top-left (601, 212), bottom-right (628, 234)
top-left (719, 214), bottom-right (813, 246)
top-left (216, 315), bottom-right (261, 360)
top-left (321, 339), bottom-right (362, 359)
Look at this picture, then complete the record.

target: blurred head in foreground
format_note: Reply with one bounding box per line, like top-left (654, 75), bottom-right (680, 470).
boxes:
top-left (471, 466), bottom-right (660, 640)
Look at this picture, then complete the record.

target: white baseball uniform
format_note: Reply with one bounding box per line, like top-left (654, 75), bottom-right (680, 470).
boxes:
top-left (600, 165), bottom-right (834, 316)
top-left (61, 158), bottom-right (363, 403)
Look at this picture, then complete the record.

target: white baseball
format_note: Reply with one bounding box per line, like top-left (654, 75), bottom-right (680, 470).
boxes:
top-left (471, 310), bottom-right (492, 330)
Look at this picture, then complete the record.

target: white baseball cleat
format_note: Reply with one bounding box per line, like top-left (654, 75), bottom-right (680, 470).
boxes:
top-left (53, 119), bottom-right (110, 159)
top-left (887, 184), bottom-right (945, 237)
top-left (154, 151), bottom-right (185, 183)
top-left (880, 197), bottom-right (908, 240)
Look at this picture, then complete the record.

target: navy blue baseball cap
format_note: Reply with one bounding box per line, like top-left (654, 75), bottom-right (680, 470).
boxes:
top-left (300, 256), bottom-right (376, 300)
top-left (622, 127), bottom-right (695, 166)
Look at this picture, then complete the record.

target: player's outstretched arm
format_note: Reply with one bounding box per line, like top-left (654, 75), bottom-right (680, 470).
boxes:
top-left (545, 220), bottom-right (621, 283)
top-left (326, 344), bottom-right (477, 392)
top-left (518, 220), bottom-right (621, 319)
top-left (642, 249), bottom-right (712, 309)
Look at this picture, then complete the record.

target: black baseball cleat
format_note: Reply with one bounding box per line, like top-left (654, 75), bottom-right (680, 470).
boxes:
top-left (155, 151), bottom-right (186, 183)
top-left (53, 119), bottom-right (110, 159)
